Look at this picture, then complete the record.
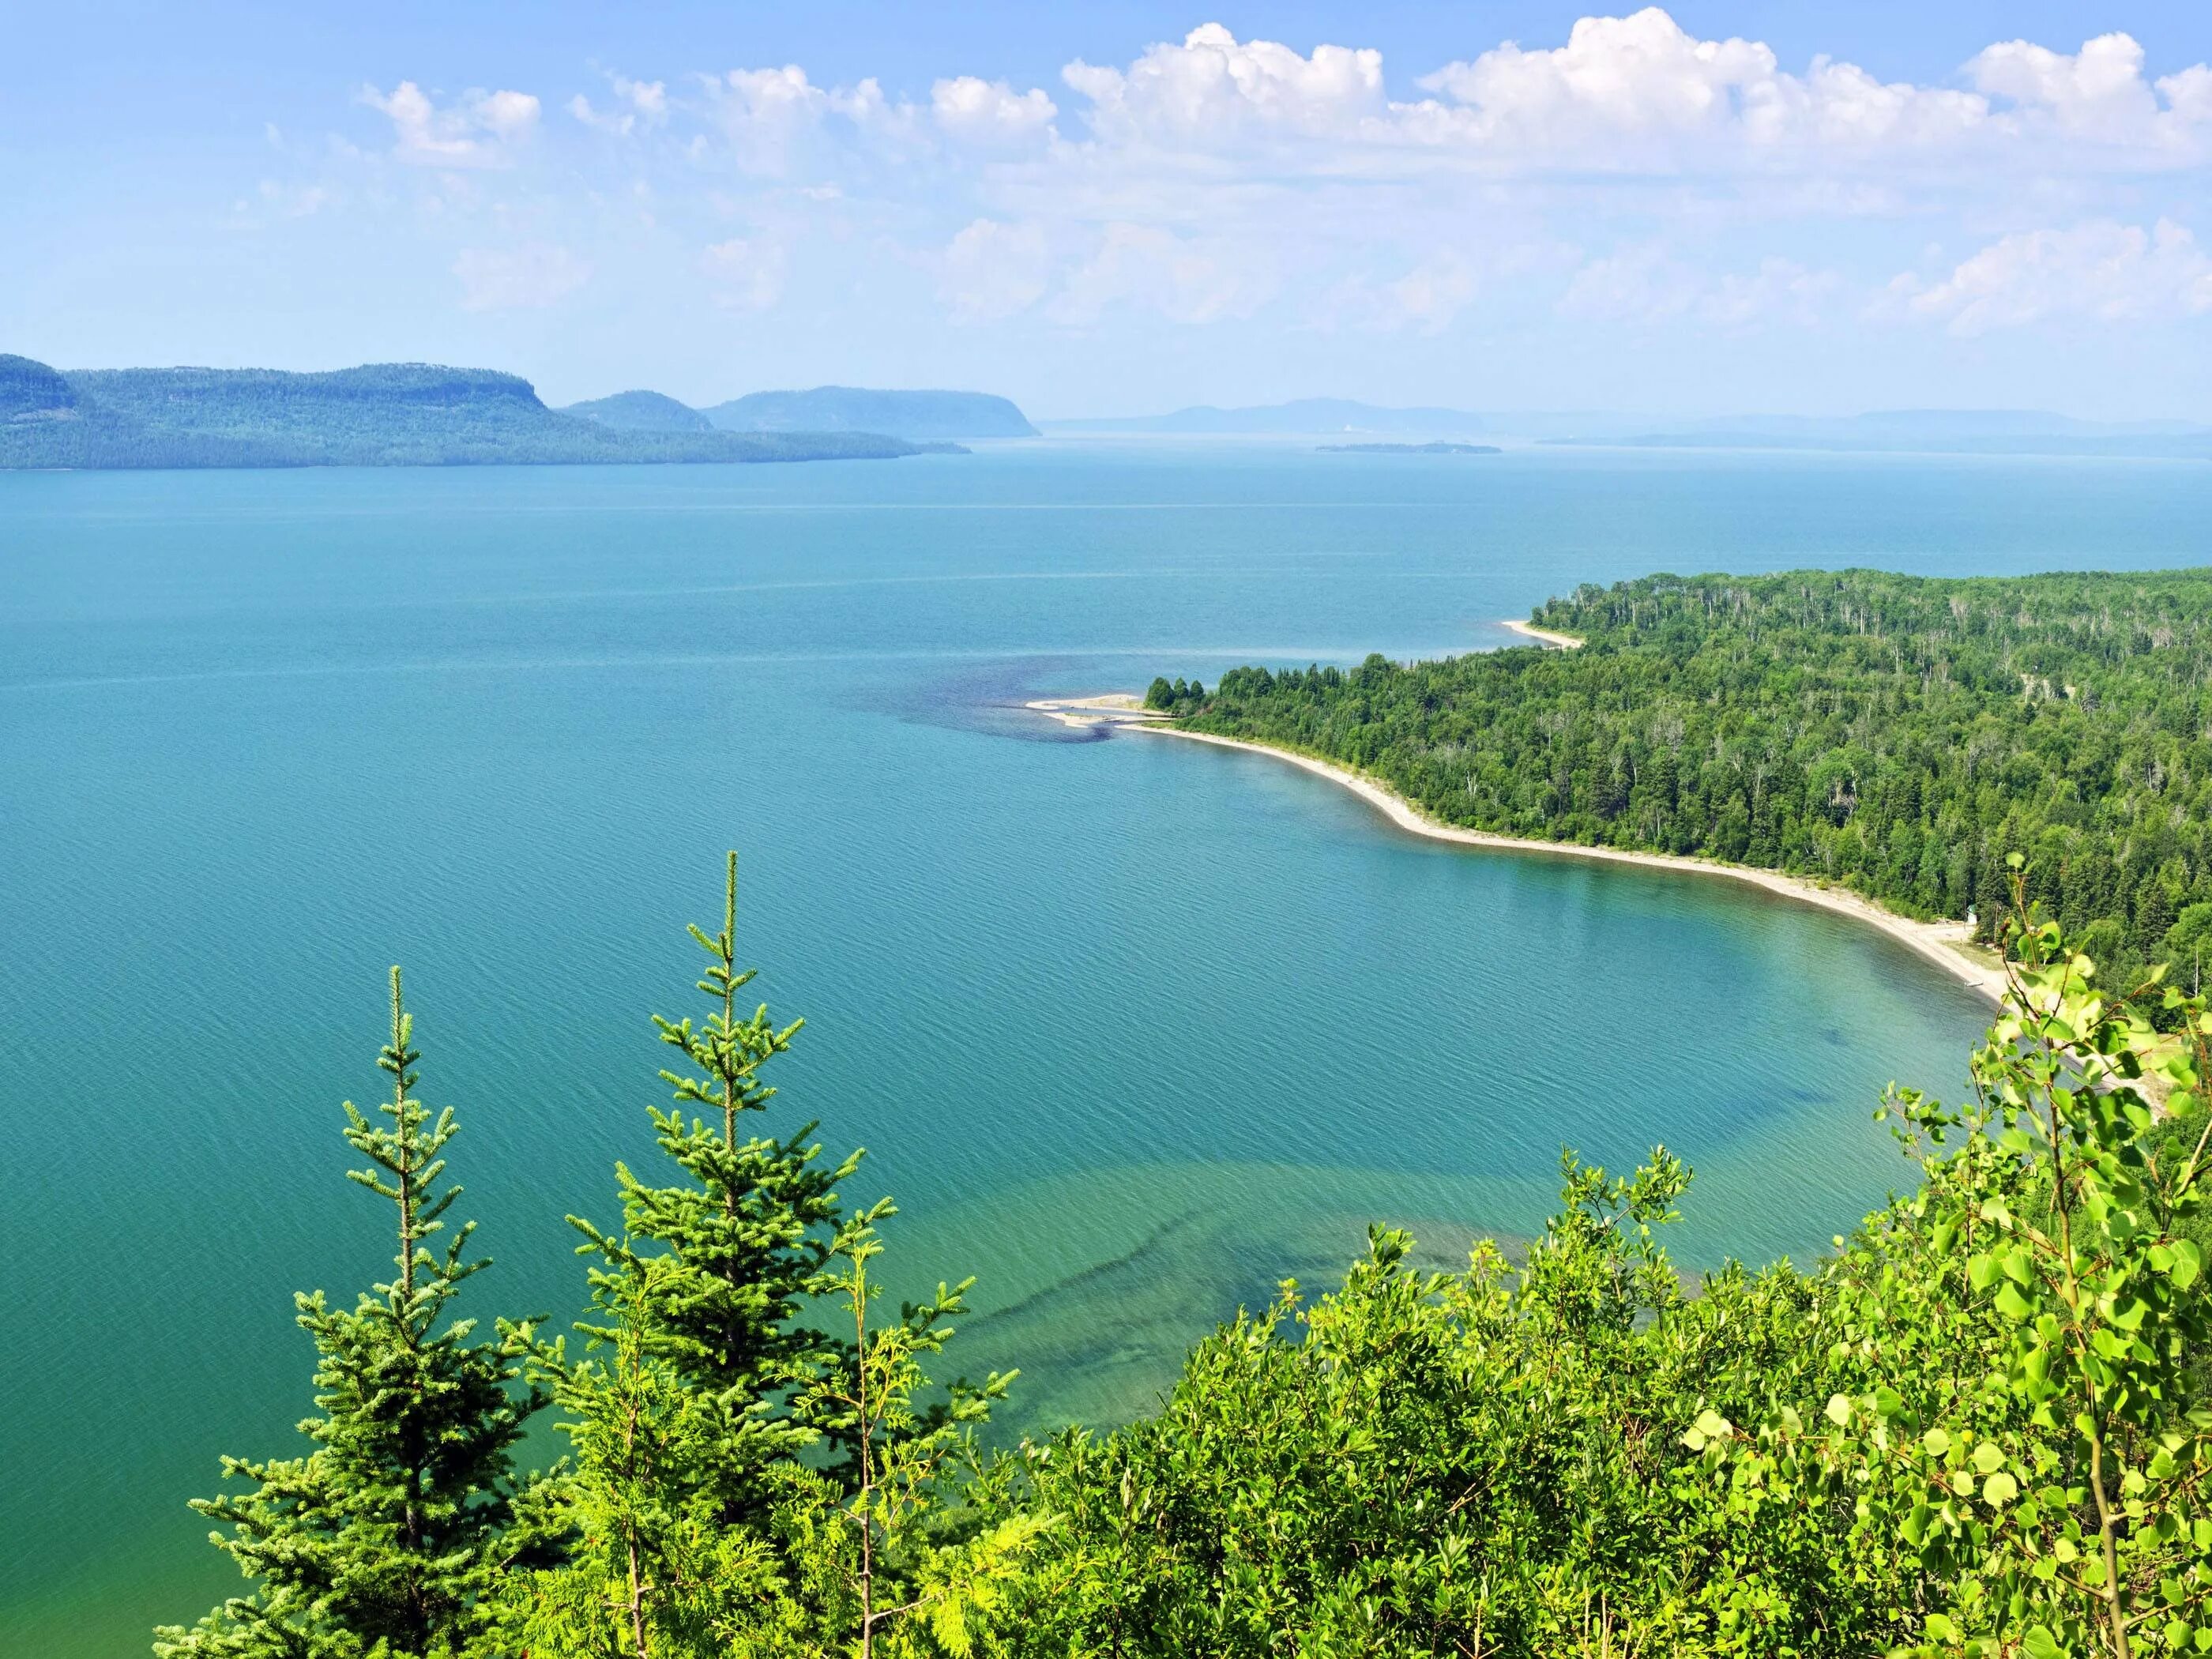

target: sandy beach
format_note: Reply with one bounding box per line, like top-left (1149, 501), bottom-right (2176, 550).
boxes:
top-left (1502, 619), bottom-right (1585, 649)
top-left (1026, 693), bottom-right (2008, 1003)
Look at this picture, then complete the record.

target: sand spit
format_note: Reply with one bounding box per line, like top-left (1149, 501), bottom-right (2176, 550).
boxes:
top-left (1027, 694), bottom-right (2006, 1003)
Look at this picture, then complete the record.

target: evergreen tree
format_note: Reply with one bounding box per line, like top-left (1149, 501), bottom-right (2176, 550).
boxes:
top-left (569, 854), bottom-right (858, 1518)
top-left (491, 1260), bottom-right (807, 1659)
top-left (156, 969), bottom-right (544, 1659)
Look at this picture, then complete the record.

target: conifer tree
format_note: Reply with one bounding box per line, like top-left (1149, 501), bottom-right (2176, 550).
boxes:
top-left (156, 969), bottom-right (544, 1659)
top-left (569, 853), bottom-right (858, 1518)
top-left (493, 1260), bottom-right (804, 1659)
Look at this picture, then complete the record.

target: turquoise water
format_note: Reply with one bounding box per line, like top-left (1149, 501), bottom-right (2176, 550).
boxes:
top-left (4, 442), bottom-right (2205, 1656)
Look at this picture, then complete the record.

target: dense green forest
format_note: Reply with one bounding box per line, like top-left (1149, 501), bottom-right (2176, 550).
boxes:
top-left (158, 856), bottom-right (2212, 1657)
top-left (1147, 569), bottom-right (2212, 996)
top-left (0, 356), bottom-right (941, 468)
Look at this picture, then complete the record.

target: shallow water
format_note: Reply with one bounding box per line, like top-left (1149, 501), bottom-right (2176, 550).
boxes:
top-left (4, 441), bottom-right (2203, 1655)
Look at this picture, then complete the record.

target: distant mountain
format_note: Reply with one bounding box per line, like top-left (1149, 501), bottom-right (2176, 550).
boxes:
top-left (0, 353), bottom-right (77, 420)
top-left (1044, 399), bottom-right (2212, 455)
top-left (705, 386), bottom-right (1037, 442)
top-left (0, 358), bottom-right (939, 469)
top-left (1594, 409), bottom-right (2212, 458)
top-left (560, 389), bottom-right (713, 433)
top-left (1048, 398), bottom-right (1487, 436)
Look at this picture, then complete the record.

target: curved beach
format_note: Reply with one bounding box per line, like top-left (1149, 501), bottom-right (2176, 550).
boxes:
top-left (1027, 693), bottom-right (2007, 1003)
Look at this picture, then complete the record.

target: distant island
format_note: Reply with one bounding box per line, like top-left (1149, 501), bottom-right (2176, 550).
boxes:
top-left (707, 386), bottom-right (1036, 442)
top-left (556, 388), bottom-right (716, 434)
top-left (561, 385), bottom-right (1036, 443)
top-left (1044, 398), bottom-right (2211, 457)
top-left (1317, 441), bottom-right (1499, 454)
top-left (0, 356), bottom-right (1018, 470)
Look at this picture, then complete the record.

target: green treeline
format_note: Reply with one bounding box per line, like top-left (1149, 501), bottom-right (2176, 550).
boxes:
top-left (1146, 568), bottom-right (2212, 994)
top-left (161, 856), bottom-right (2212, 1657)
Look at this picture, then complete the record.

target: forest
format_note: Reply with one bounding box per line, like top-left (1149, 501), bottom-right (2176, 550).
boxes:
top-left (156, 856), bottom-right (2212, 1657)
top-left (1147, 569), bottom-right (2212, 1000)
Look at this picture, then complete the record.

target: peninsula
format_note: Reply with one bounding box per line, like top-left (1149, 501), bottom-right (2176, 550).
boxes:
top-left (1027, 690), bottom-right (2004, 999)
top-left (1083, 567), bottom-right (2212, 1006)
top-left (0, 356), bottom-right (990, 469)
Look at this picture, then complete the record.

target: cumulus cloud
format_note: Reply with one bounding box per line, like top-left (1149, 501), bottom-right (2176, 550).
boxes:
top-left (705, 65), bottom-right (928, 173)
top-left (364, 81), bottom-right (540, 167)
top-left (1965, 32), bottom-right (2212, 151)
top-left (571, 74), bottom-right (669, 137)
top-left (1037, 12), bottom-right (2209, 174)
top-left (1052, 223), bottom-right (1275, 325)
top-left (1560, 245), bottom-right (1839, 325)
top-left (1414, 9), bottom-right (1987, 160)
top-left (701, 236), bottom-right (787, 310)
top-left (1064, 24), bottom-right (1385, 143)
top-left (322, 13), bottom-right (2212, 352)
top-left (452, 243), bottom-right (589, 310)
top-left (931, 77), bottom-right (1056, 146)
top-left (938, 218), bottom-right (1053, 320)
top-left (1893, 220), bottom-right (2212, 334)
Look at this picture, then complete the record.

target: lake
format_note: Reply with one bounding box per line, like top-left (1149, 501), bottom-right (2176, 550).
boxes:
top-left (4, 441), bottom-right (2205, 1656)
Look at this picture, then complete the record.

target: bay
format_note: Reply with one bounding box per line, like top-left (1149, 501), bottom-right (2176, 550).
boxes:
top-left (3, 441), bottom-right (2203, 1656)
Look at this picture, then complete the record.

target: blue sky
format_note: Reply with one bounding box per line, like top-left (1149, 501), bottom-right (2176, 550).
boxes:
top-left (6, 2), bottom-right (2211, 418)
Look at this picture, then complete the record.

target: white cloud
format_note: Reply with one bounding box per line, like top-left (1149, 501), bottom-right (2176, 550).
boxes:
top-left (1389, 254), bottom-right (1480, 333)
top-left (1894, 219), bottom-right (2212, 334)
top-left (713, 66), bottom-right (830, 174)
top-left (1039, 13), bottom-right (2206, 175)
top-left (618, 77), bottom-right (668, 122)
top-left (1311, 254), bottom-right (1486, 334)
top-left (1561, 245), bottom-right (1838, 325)
top-left (1705, 257), bottom-right (1841, 326)
top-left (931, 77), bottom-right (1057, 146)
top-left (1414, 9), bottom-right (1988, 162)
top-left (1965, 33), bottom-right (2208, 149)
top-left (318, 14), bottom-right (2212, 356)
top-left (1064, 24), bottom-right (1384, 143)
top-left (707, 66), bottom-right (925, 173)
top-left (1559, 244), bottom-right (1704, 322)
top-left (363, 81), bottom-right (540, 167)
top-left (1052, 223), bottom-right (1275, 325)
top-left (938, 218), bottom-right (1052, 319)
top-left (452, 243), bottom-right (589, 310)
top-left (701, 236), bottom-right (787, 310)
top-left (570, 78), bottom-right (666, 137)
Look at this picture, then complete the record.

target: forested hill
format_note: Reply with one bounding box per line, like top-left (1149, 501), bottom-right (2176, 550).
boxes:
top-left (1148, 568), bottom-right (2212, 984)
top-left (0, 356), bottom-right (935, 468)
top-left (704, 385), bottom-right (1038, 441)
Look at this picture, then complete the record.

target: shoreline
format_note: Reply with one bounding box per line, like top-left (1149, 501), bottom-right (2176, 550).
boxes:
top-left (1026, 694), bottom-right (2007, 1003)
top-left (1502, 619), bottom-right (1585, 649)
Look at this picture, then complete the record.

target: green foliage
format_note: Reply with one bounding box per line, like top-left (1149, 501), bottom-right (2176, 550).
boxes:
top-left (796, 1209), bottom-right (1031, 1654)
top-left (157, 971), bottom-right (544, 1659)
top-left (1161, 570), bottom-right (2212, 986)
top-left (491, 856), bottom-right (1024, 1658)
top-left (566, 853), bottom-right (857, 1519)
top-left (964, 867), bottom-right (2212, 1655)
top-left (491, 1263), bottom-right (803, 1657)
top-left (1739, 863), bottom-right (2212, 1658)
top-left (163, 855), bottom-right (2212, 1658)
